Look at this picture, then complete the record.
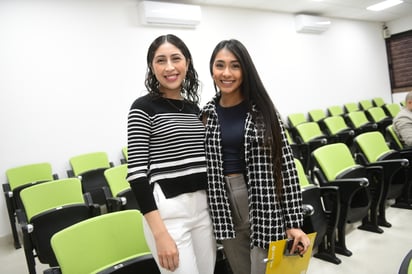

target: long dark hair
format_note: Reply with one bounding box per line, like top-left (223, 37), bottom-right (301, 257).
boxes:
top-left (145, 34), bottom-right (200, 104)
top-left (209, 39), bottom-right (284, 195)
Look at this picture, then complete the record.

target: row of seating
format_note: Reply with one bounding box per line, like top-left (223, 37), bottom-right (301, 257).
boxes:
top-left (287, 97), bottom-right (402, 126)
top-left (6, 148), bottom-right (409, 273)
top-left (287, 97), bottom-right (412, 272)
top-left (3, 149), bottom-right (232, 274)
top-left (285, 97), bottom-right (406, 176)
top-left (292, 119), bottom-right (412, 269)
top-left (3, 151), bottom-right (146, 273)
top-left (287, 98), bottom-right (401, 138)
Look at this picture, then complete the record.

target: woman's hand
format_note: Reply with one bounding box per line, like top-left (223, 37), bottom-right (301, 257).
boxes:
top-left (286, 228), bottom-right (311, 256)
top-left (144, 210), bottom-right (179, 272)
top-left (154, 230), bottom-right (179, 271)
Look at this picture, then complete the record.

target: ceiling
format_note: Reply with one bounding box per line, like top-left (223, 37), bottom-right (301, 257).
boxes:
top-left (151, 0), bottom-right (412, 23)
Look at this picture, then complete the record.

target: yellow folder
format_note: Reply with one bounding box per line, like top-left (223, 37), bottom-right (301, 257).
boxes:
top-left (265, 232), bottom-right (317, 274)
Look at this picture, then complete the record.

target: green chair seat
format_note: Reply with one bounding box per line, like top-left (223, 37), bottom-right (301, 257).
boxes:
top-left (384, 103), bottom-right (401, 118)
top-left (50, 210), bottom-right (154, 274)
top-left (327, 105), bottom-right (344, 117)
top-left (69, 152), bottom-right (111, 176)
top-left (21, 178), bottom-right (85, 221)
top-left (344, 102), bottom-right (359, 113)
top-left (287, 113), bottom-right (307, 128)
top-left (372, 97), bottom-right (385, 107)
top-left (359, 99), bottom-right (373, 111)
top-left (308, 109), bottom-right (326, 122)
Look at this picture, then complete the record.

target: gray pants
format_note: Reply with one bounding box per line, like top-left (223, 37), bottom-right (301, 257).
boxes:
top-left (221, 174), bottom-right (268, 274)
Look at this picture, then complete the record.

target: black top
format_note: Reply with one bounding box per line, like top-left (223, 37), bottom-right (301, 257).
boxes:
top-left (216, 100), bottom-right (248, 175)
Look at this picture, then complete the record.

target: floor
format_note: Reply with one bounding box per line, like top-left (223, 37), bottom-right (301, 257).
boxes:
top-left (0, 204), bottom-right (411, 274)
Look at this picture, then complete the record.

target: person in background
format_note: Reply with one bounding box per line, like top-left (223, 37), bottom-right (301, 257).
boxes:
top-left (201, 39), bottom-right (310, 274)
top-left (393, 91), bottom-right (412, 148)
top-left (127, 34), bottom-right (216, 274)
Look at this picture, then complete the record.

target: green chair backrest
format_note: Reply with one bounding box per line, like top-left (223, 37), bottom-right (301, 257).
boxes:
top-left (69, 152), bottom-right (111, 176)
top-left (323, 116), bottom-right (350, 135)
top-left (354, 131), bottom-right (393, 163)
top-left (359, 99), bottom-right (373, 111)
top-left (366, 107), bottom-right (389, 123)
top-left (385, 103), bottom-right (401, 118)
top-left (122, 147), bottom-right (128, 162)
top-left (20, 178), bottom-right (84, 221)
top-left (327, 105), bottom-right (344, 117)
top-left (308, 109), bottom-right (326, 122)
top-left (294, 158), bottom-right (310, 188)
top-left (387, 125), bottom-right (404, 150)
top-left (372, 97), bottom-right (385, 107)
top-left (287, 113), bottom-right (306, 128)
top-left (51, 210), bottom-right (150, 274)
top-left (312, 143), bottom-right (359, 181)
top-left (344, 102), bottom-right (359, 113)
top-left (346, 111), bottom-right (370, 128)
top-left (295, 122), bottom-right (324, 143)
top-left (104, 164), bottom-right (130, 197)
top-left (6, 162), bottom-right (54, 190)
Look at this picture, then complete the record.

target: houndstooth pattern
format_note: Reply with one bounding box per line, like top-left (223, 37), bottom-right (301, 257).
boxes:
top-left (201, 97), bottom-right (303, 249)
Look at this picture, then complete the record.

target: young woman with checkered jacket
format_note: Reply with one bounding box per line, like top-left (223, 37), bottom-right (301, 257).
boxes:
top-left (201, 39), bottom-right (310, 274)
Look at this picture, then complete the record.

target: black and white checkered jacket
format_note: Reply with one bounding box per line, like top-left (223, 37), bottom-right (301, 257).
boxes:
top-left (201, 97), bottom-right (303, 249)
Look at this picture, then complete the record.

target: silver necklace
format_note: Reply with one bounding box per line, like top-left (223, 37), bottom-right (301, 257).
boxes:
top-left (164, 98), bottom-right (185, 112)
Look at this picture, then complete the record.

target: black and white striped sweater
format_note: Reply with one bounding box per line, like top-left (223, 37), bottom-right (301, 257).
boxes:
top-left (127, 94), bottom-right (207, 214)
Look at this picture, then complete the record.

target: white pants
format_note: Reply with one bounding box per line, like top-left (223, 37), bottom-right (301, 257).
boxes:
top-left (143, 184), bottom-right (216, 274)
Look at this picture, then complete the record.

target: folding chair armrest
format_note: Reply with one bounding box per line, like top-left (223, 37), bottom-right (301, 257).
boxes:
top-left (2, 183), bottom-right (11, 193)
top-left (20, 222), bottom-right (33, 234)
top-left (103, 186), bottom-right (125, 212)
top-left (328, 178), bottom-right (369, 202)
top-left (364, 159), bottom-right (409, 170)
top-left (319, 185), bottom-right (339, 195)
top-left (52, 173), bottom-right (59, 180)
top-left (364, 165), bottom-right (383, 174)
top-left (308, 137), bottom-right (328, 146)
top-left (83, 192), bottom-right (101, 216)
top-left (16, 208), bottom-right (28, 225)
top-left (66, 169), bottom-right (75, 177)
top-left (90, 204), bottom-right (101, 216)
top-left (103, 186), bottom-right (113, 198)
top-left (106, 197), bottom-right (126, 212)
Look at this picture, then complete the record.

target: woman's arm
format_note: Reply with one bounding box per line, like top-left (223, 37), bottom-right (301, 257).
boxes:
top-left (144, 211), bottom-right (179, 271)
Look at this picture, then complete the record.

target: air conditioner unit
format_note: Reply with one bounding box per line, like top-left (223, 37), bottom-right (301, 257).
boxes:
top-left (139, 1), bottom-right (201, 28)
top-left (294, 14), bottom-right (331, 34)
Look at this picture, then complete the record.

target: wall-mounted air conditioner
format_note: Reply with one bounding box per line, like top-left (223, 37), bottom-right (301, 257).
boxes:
top-left (139, 1), bottom-right (201, 28)
top-left (294, 14), bottom-right (331, 34)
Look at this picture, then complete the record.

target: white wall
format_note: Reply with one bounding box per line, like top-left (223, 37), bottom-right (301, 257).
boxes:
top-left (0, 0), bottom-right (409, 237)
